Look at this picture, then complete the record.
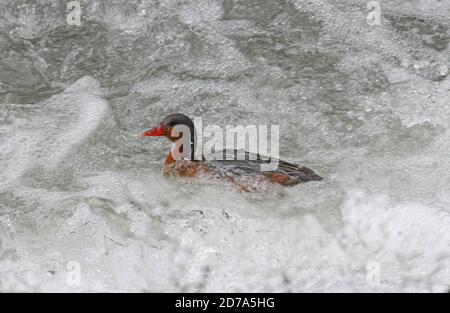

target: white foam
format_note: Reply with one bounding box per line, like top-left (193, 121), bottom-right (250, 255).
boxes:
top-left (0, 76), bottom-right (110, 188)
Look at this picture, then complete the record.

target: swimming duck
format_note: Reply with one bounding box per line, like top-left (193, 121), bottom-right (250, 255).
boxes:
top-left (142, 114), bottom-right (321, 191)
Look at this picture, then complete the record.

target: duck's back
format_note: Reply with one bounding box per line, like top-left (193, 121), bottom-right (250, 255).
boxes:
top-left (203, 150), bottom-right (322, 186)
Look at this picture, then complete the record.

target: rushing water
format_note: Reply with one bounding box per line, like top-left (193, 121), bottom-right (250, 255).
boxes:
top-left (0, 0), bottom-right (449, 292)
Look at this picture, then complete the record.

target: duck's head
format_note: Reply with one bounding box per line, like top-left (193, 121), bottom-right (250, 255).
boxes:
top-left (142, 113), bottom-right (195, 142)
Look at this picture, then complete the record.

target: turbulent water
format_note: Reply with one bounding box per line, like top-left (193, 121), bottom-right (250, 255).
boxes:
top-left (0, 0), bottom-right (449, 292)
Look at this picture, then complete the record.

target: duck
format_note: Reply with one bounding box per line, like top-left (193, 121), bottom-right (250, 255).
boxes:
top-left (142, 114), bottom-right (322, 191)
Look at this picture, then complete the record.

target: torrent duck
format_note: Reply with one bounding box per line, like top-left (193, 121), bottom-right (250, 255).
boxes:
top-left (142, 114), bottom-right (322, 191)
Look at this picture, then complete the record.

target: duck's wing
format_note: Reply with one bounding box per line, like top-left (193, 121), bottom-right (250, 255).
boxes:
top-left (203, 150), bottom-right (322, 183)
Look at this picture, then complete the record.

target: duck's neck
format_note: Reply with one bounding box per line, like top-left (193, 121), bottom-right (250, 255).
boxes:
top-left (166, 129), bottom-right (196, 164)
top-left (165, 152), bottom-right (176, 165)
